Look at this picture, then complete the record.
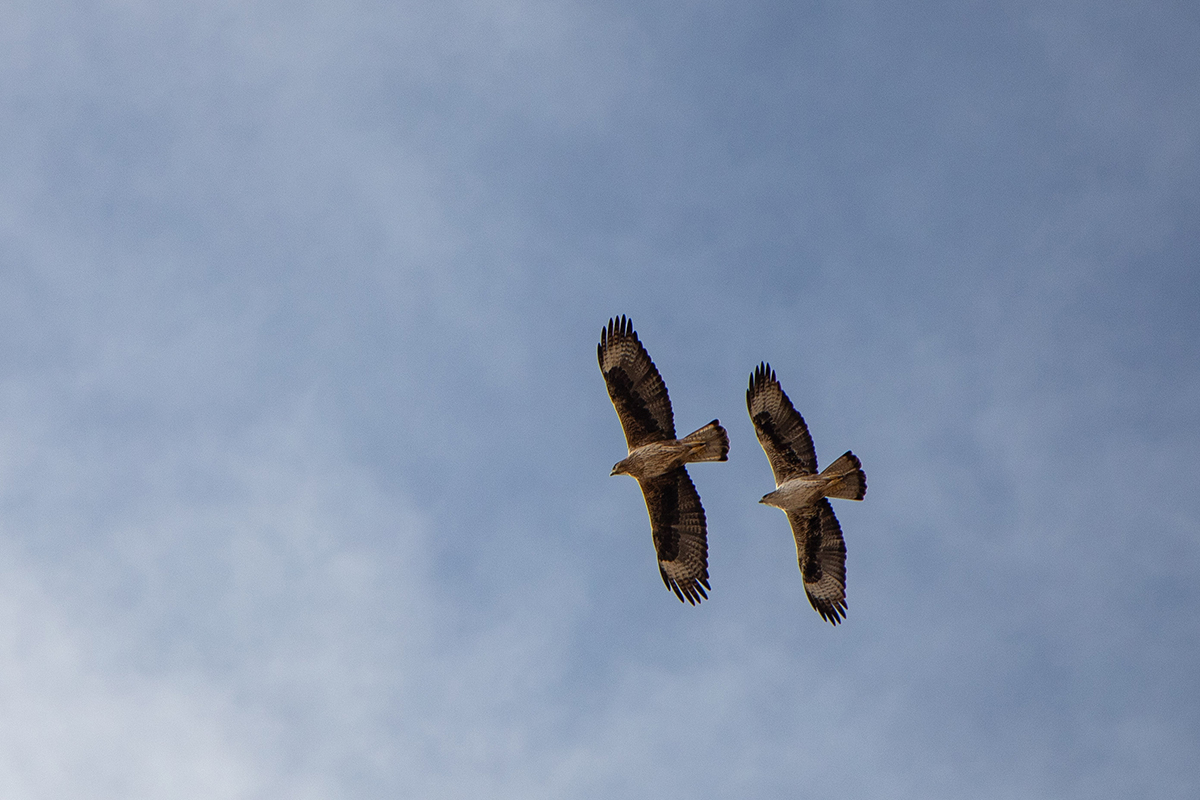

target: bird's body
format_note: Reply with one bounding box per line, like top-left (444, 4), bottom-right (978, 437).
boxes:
top-left (599, 316), bottom-right (728, 605)
top-left (611, 421), bottom-right (729, 481)
top-left (747, 363), bottom-right (865, 624)
top-left (759, 476), bottom-right (830, 510)
top-left (759, 451), bottom-right (866, 510)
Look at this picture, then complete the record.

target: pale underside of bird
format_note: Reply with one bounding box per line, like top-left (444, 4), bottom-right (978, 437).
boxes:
top-left (747, 362), bottom-right (866, 624)
top-left (598, 315), bottom-right (729, 604)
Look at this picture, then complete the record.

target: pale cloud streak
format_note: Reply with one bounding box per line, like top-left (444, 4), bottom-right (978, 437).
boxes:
top-left (1, 0), bottom-right (1198, 797)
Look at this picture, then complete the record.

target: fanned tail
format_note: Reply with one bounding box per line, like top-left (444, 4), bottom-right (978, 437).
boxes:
top-left (820, 451), bottom-right (866, 500)
top-left (680, 420), bottom-right (729, 463)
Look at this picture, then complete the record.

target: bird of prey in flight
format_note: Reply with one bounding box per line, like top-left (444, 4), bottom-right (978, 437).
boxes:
top-left (598, 316), bottom-right (729, 604)
top-left (747, 363), bottom-right (866, 624)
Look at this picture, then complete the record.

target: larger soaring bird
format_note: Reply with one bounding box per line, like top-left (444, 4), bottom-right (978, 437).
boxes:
top-left (598, 316), bottom-right (729, 604)
top-left (747, 363), bottom-right (866, 624)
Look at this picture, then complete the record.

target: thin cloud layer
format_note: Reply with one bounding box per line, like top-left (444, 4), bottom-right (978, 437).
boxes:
top-left (1, 0), bottom-right (1198, 797)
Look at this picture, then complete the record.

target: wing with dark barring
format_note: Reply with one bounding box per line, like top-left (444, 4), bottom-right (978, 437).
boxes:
top-left (747, 362), bottom-right (817, 484)
top-left (599, 316), bottom-right (676, 449)
top-left (642, 467), bottom-right (710, 605)
top-left (788, 499), bottom-right (847, 625)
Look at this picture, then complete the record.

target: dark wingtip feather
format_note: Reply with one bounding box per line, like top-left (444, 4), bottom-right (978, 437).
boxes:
top-left (600, 315), bottom-right (635, 366)
top-left (663, 574), bottom-right (709, 606)
top-left (601, 315), bottom-right (637, 347)
top-left (681, 579), bottom-right (708, 605)
top-left (810, 596), bottom-right (847, 625)
top-left (747, 361), bottom-right (778, 406)
top-left (814, 602), bottom-right (845, 626)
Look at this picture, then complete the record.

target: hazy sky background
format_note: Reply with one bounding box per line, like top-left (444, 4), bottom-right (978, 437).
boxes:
top-left (2, 1), bottom-right (1198, 797)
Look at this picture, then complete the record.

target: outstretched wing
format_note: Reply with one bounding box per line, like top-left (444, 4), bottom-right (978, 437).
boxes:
top-left (599, 316), bottom-right (676, 449)
top-left (747, 362), bottom-right (817, 483)
top-left (641, 468), bottom-right (710, 605)
top-left (787, 499), bottom-right (847, 624)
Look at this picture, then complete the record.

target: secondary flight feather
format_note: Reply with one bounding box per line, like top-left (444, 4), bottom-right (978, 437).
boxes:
top-left (747, 363), bottom-right (866, 624)
top-left (598, 316), bottom-right (729, 604)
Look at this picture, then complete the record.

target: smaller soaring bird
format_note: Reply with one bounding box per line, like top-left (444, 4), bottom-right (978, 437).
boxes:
top-left (747, 363), bottom-right (866, 624)
top-left (598, 316), bottom-right (729, 604)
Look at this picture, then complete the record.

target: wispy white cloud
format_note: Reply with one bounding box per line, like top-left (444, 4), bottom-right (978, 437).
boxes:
top-left (0, 566), bottom-right (267, 799)
top-left (1, 0), bottom-right (1198, 797)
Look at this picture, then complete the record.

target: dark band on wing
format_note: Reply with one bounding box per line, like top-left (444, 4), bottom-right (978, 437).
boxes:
top-left (751, 410), bottom-right (812, 476)
top-left (747, 362), bottom-right (818, 479)
top-left (789, 499), bottom-right (848, 624)
top-left (599, 315), bottom-right (675, 447)
top-left (643, 468), bottom-right (710, 605)
top-left (602, 364), bottom-right (669, 442)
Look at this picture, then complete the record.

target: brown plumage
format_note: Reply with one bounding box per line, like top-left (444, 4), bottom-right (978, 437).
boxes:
top-left (747, 362), bottom-right (866, 624)
top-left (599, 316), bottom-right (729, 604)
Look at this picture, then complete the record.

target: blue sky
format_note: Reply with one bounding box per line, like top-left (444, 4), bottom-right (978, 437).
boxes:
top-left (2, 1), bottom-right (1198, 797)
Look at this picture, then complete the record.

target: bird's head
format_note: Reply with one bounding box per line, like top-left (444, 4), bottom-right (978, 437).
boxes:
top-left (759, 489), bottom-right (783, 509)
top-left (610, 458), bottom-right (630, 477)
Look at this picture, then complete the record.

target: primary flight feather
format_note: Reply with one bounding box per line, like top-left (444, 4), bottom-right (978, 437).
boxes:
top-left (598, 316), bottom-right (729, 604)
